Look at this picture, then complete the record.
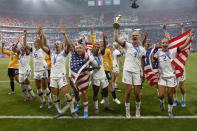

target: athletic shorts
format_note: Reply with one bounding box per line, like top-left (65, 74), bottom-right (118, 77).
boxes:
top-left (112, 67), bottom-right (120, 74)
top-left (105, 71), bottom-right (112, 81)
top-left (177, 72), bottom-right (186, 84)
top-left (158, 77), bottom-right (177, 88)
top-left (8, 68), bottom-right (19, 77)
top-left (19, 70), bottom-right (31, 83)
top-left (122, 70), bottom-right (141, 85)
top-left (92, 78), bottom-right (109, 89)
top-left (34, 70), bottom-right (48, 80)
top-left (50, 76), bottom-right (68, 89)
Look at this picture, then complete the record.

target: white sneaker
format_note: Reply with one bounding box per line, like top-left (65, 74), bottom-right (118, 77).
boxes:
top-left (135, 109), bottom-right (141, 118)
top-left (8, 91), bottom-right (15, 95)
top-left (113, 98), bottom-right (121, 104)
top-left (100, 99), bottom-right (104, 104)
top-left (126, 113), bottom-right (131, 118)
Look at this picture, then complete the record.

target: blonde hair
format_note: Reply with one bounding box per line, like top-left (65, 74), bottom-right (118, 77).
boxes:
top-left (113, 43), bottom-right (120, 49)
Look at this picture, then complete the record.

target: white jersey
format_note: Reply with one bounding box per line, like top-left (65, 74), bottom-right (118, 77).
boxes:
top-left (123, 42), bottom-right (146, 73)
top-left (90, 53), bottom-right (106, 80)
top-left (51, 51), bottom-right (67, 78)
top-left (154, 48), bottom-right (178, 78)
top-left (112, 49), bottom-right (121, 69)
top-left (32, 48), bottom-right (48, 72)
top-left (19, 53), bottom-right (31, 74)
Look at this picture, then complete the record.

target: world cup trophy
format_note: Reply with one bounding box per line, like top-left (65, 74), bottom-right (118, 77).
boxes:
top-left (113, 15), bottom-right (121, 29)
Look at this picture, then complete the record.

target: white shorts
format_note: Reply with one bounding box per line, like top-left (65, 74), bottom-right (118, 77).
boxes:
top-left (34, 70), bottom-right (48, 80)
top-left (19, 70), bottom-right (31, 83)
top-left (50, 76), bottom-right (68, 89)
top-left (177, 72), bottom-right (186, 84)
top-left (158, 77), bottom-right (177, 88)
top-left (112, 67), bottom-right (120, 73)
top-left (92, 78), bottom-right (109, 89)
top-left (122, 70), bottom-right (141, 85)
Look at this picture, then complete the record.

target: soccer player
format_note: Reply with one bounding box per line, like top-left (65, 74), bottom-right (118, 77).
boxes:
top-left (114, 28), bottom-right (146, 118)
top-left (15, 30), bottom-right (35, 101)
top-left (1, 38), bottom-right (20, 95)
top-left (151, 29), bottom-right (195, 119)
top-left (40, 27), bottom-right (78, 119)
top-left (90, 28), bottom-right (120, 105)
top-left (24, 26), bottom-right (52, 109)
top-left (112, 43), bottom-right (122, 94)
top-left (90, 33), bottom-right (114, 114)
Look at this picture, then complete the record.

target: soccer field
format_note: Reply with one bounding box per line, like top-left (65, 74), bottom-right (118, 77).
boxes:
top-left (0, 53), bottom-right (197, 131)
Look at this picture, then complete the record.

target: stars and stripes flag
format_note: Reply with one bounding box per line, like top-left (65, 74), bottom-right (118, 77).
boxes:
top-left (145, 30), bottom-right (192, 86)
top-left (70, 51), bottom-right (90, 91)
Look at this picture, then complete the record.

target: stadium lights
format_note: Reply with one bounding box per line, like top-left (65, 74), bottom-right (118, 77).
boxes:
top-left (130, 0), bottom-right (139, 8)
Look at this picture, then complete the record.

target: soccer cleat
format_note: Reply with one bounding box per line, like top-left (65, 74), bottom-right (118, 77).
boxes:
top-left (40, 101), bottom-right (46, 108)
top-left (48, 102), bottom-right (53, 109)
top-left (100, 99), bottom-right (104, 104)
top-left (71, 112), bottom-right (79, 119)
top-left (74, 105), bottom-right (81, 112)
top-left (126, 113), bottom-right (131, 118)
top-left (114, 88), bottom-right (121, 92)
top-left (181, 101), bottom-right (186, 107)
top-left (94, 109), bottom-right (99, 115)
top-left (24, 96), bottom-right (31, 102)
top-left (53, 113), bottom-right (64, 119)
top-left (8, 91), bottom-right (15, 95)
top-left (113, 98), bottom-right (121, 104)
top-left (160, 103), bottom-right (165, 112)
top-left (83, 111), bottom-right (88, 118)
top-left (104, 107), bottom-right (114, 112)
top-left (173, 100), bottom-right (178, 106)
top-left (168, 111), bottom-right (174, 119)
top-left (135, 110), bottom-right (141, 118)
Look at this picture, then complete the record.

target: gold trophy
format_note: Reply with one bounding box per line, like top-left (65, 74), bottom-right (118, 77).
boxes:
top-left (113, 15), bottom-right (121, 29)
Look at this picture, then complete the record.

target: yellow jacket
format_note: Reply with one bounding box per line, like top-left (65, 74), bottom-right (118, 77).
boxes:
top-left (45, 55), bottom-right (51, 70)
top-left (1, 48), bottom-right (19, 69)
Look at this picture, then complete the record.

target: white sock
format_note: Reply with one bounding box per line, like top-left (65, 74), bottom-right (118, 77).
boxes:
top-left (114, 83), bottom-right (118, 88)
top-left (168, 104), bottom-right (173, 112)
top-left (76, 100), bottom-right (81, 106)
top-left (68, 100), bottom-right (75, 113)
top-left (174, 92), bottom-right (177, 101)
top-left (21, 85), bottom-right (29, 97)
top-left (136, 101), bottom-right (141, 110)
top-left (27, 85), bottom-right (35, 97)
top-left (94, 100), bottom-right (99, 110)
top-left (103, 97), bottom-right (109, 108)
top-left (125, 103), bottom-right (130, 114)
top-left (53, 95), bottom-right (61, 113)
top-left (83, 102), bottom-right (88, 112)
top-left (45, 88), bottom-right (52, 103)
top-left (160, 98), bottom-right (164, 104)
top-left (182, 94), bottom-right (186, 101)
top-left (37, 89), bottom-right (45, 103)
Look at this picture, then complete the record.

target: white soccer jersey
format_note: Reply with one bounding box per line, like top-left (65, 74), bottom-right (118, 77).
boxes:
top-left (112, 49), bottom-right (121, 69)
top-left (154, 48), bottom-right (178, 78)
top-left (123, 42), bottom-right (146, 73)
top-left (32, 48), bottom-right (48, 72)
top-left (90, 54), bottom-right (106, 80)
top-left (19, 53), bottom-right (31, 74)
top-left (51, 51), bottom-right (67, 78)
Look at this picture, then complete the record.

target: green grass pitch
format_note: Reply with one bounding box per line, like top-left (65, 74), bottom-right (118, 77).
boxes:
top-left (0, 53), bottom-right (197, 131)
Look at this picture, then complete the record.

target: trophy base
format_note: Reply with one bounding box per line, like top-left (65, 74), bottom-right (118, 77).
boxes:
top-left (113, 23), bottom-right (120, 29)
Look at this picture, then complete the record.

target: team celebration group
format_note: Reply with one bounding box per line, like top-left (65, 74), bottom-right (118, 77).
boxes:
top-left (1, 21), bottom-right (195, 119)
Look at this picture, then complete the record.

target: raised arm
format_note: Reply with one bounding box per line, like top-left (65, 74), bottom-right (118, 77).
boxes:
top-left (39, 25), bottom-right (50, 54)
top-left (101, 33), bottom-right (107, 55)
top-left (12, 36), bottom-right (20, 53)
top-left (61, 26), bottom-right (70, 54)
top-left (90, 28), bottom-right (96, 45)
top-left (23, 30), bottom-right (31, 50)
top-left (114, 28), bottom-right (125, 46)
top-left (82, 35), bottom-right (87, 50)
top-left (163, 24), bottom-right (171, 40)
top-left (142, 32), bottom-right (148, 47)
top-left (179, 29), bottom-right (195, 50)
top-left (179, 23), bottom-right (185, 34)
top-left (1, 42), bottom-right (9, 55)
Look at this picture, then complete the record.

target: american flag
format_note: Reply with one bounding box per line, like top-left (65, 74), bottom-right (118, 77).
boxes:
top-left (70, 50), bottom-right (90, 91)
top-left (87, 43), bottom-right (93, 51)
top-left (145, 30), bottom-right (192, 86)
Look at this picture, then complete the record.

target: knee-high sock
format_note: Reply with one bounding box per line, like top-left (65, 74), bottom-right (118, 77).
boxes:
top-left (64, 94), bottom-right (75, 113)
top-left (125, 103), bottom-right (130, 114)
top-left (94, 100), bottom-right (98, 110)
top-left (136, 101), bottom-right (141, 110)
top-left (111, 91), bottom-right (116, 99)
top-left (37, 89), bottom-right (45, 103)
top-left (10, 82), bottom-right (14, 92)
top-left (53, 95), bottom-right (61, 113)
top-left (21, 84), bottom-right (29, 97)
top-left (103, 97), bottom-right (109, 108)
top-left (45, 88), bottom-right (52, 103)
top-left (83, 102), bottom-right (88, 112)
top-left (26, 85), bottom-right (35, 97)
